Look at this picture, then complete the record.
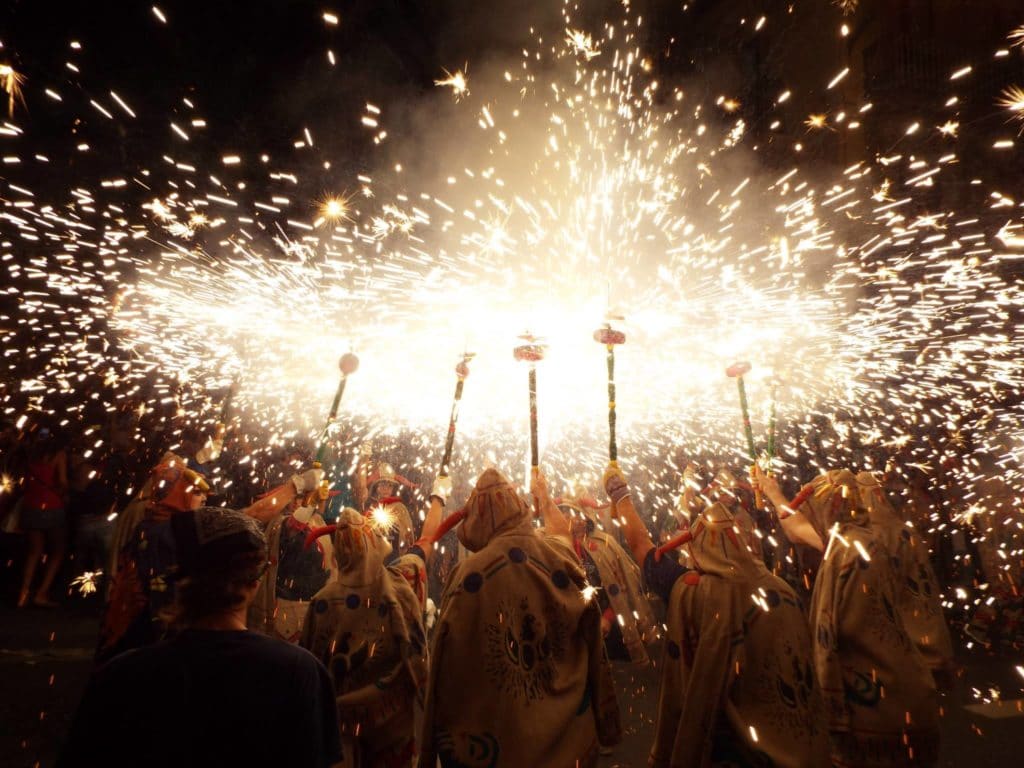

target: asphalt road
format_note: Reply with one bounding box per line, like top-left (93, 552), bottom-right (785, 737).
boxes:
top-left (1, 599), bottom-right (1022, 768)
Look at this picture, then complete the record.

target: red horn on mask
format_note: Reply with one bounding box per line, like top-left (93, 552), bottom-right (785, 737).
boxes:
top-left (304, 524), bottom-right (338, 550)
top-left (654, 530), bottom-right (694, 562)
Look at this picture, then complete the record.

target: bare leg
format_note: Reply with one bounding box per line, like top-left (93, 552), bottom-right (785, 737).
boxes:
top-left (35, 527), bottom-right (67, 605)
top-left (18, 531), bottom-right (45, 607)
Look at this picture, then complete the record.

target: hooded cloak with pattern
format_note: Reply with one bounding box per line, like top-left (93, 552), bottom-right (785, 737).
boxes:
top-left (652, 502), bottom-right (828, 768)
top-left (559, 498), bottom-right (656, 665)
top-left (300, 507), bottom-right (428, 768)
top-left (800, 470), bottom-right (939, 767)
top-left (856, 472), bottom-right (953, 674)
top-left (418, 469), bottom-right (620, 768)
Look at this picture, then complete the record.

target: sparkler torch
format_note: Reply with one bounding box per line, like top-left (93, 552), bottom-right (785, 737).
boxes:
top-left (440, 353), bottom-right (475, 478)
top-left (315, 353), bottom-right (360, 466)
top-left (767, 379), bottom-right (779, 471)
top-left (514, 334), bottom-right (547, 470)
top-left (725, 361), bottom-right (764, 508)
top-left (593, 322), bottom-right (626, 465)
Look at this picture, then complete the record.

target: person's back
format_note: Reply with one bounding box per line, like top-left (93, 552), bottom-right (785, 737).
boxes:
top-left (59, 629), bottom-right (338, 768)
top-left (419, 469), bottom-right (620, 768)
top-left (60, 506), bottom-right (341, 768)
top-left (651, 504), bottom-right (829, 768)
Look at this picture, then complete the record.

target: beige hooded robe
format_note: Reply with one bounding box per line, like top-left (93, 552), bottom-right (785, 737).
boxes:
top-left (300, 508), bottom-right (428, 768)
top-left (800, 470), bottom-right (939, 767)
top-left (856, 472), bottom-right (953, 674)
top-left (561, 499), bottom-right (657, 666)
top-left (651, 502), bottom-right (829, 768)
top-left (418, 469), bottom-right (620, 768)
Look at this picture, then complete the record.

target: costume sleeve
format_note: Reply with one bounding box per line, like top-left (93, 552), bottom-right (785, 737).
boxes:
top-left (643, 549), bottom-right (688, 603)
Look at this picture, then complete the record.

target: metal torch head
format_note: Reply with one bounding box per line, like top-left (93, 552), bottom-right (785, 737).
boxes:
top-left (455, 352), bottom-right (476, 379)
top-left (513, 344), bottom-right (546, 363)
top-left (593, 326), bottom-right (626, 345)
top-left (725, 361), bottom-right (752, 378)
top-left (339, 353), bottom-right (360, 375)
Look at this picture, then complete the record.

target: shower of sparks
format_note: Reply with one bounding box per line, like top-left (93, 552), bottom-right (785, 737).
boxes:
top-left (319, 196), bottom-right (351, 222)
top-left (434, 67), bottom-right (469, 99)
top-left (998, 85), bottom-right (1024, 132)
top-left (369, 505), bottom-right (397, 536)
top-left (71, 571), bottom-right (103, 596)
top-left (566, 29), bottom-right (600, 60)
top-left (832, 0), bottom-right (859, 15)
top-left (805, 113), bottom-right (828, 130)
top-left (0, 63), bottom-right (25, 117)
top-left (1008, 25), bottom-right (1024, 49)
top-left (581, 584), bottom-right (599, 603)
top-left (0, 0), bottom-right (1022, 645)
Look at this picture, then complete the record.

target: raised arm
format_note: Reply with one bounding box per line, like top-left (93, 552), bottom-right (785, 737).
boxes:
top-left (531, 468), bottom-right (571, 542)
top-left (752, 467), bottom-right (825, 551)
top-left (414, 476), bottom-right (450, 565)
top-left (603, 464), bottom-right (654, 565)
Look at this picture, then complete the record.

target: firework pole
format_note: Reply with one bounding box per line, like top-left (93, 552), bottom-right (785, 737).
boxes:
top-left (315, 352), bottom-right (360, 466)
top-left (514, 334), bottom-right (547, 470)
top-left (593, 322), bottom-right (626, 465)
top-left (440, 352), bottom-right (475, 477)
top-left (767, 379), bottom-right (779, 472)
top-left (726, 361), bottom-right (764, 508)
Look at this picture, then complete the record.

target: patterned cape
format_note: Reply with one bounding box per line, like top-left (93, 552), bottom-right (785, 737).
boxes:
top-left (300, 508), bottom-right (428, 768)
top-left (801, 470), bottom-right (940, 767)
top-left (560, 500), bottom-right (656, 665)
top-left (418, 469), bottom-right (621, 768)
top-left (652, 503), bottom-right (828, 768)
top-left (856, 472), bottom-right (953, 673)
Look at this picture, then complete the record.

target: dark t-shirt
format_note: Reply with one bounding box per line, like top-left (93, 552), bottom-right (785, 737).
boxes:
top-left (643, 548), bottom-right (689, 604)
top-left (58, 629), bottom-right (342, 768)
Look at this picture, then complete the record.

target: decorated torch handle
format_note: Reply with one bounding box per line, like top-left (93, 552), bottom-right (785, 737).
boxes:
top-left (528, 366), bottom-right (539, 469)
top-left (726, 361), bottom-right (763, 509)
top-left (440, 356), bottom-right (472, 476)
top-left (594, 325), bottom-right (626, 466)
top-left (607, 345), bottom-right (616, 463)
top-left (514, 338), bottom-right (546, 470)
top-left (315, 353), bottom-right (359, 466)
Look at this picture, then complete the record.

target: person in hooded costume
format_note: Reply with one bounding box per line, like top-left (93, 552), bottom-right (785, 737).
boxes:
top-left (246, 467), bottom-right (336, 643)
top-left (357, 457), bottom-right (417, 560)
top-left (97, 457), bottom-right (210, 662)
top-left (553, 494), bottom-right (656, 666)
top-left (604, 464), bottom-right (828, 768)
top-left (299, 476), bottom-right (448, 768)
top-left (757, 469), bottom-right (940, 767)
top-left (418, 468), bottom-right (621, 768)
top-left (856, 472), bottom-right (954, 686)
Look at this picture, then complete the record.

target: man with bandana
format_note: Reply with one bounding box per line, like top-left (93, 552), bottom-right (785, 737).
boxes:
top-left (418, 468), bottom-right (621, 768)
top-left (605, 463), bottom-right (828, 767)
top-left (757, 469), bottom-right (941, 767)
top-left (60, 507), bottom-right (341, 768)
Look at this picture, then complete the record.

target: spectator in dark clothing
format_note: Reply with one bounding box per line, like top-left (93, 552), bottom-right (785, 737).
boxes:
top-left (58, 506), bottom-right (342, 768)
